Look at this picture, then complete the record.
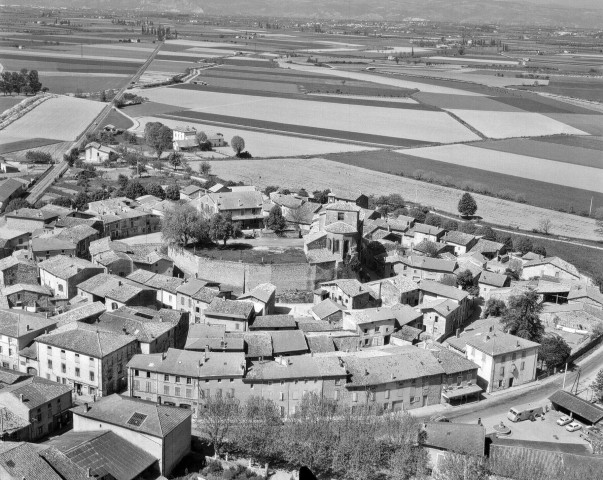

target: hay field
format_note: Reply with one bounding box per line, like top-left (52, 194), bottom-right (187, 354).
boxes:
top-left (1, 96), bottom-right (104, 142)
top-left (445, 109), bottom-right (587, 138)
top-left (131, 115), bottom-right (379, 157)
top-left (207, 157), bottom-right (600, 241)
top-left (397, 144), bottom-right (603, 193)
top-left (139, 87), bottom-right (479, 143)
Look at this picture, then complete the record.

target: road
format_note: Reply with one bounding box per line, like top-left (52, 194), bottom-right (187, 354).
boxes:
top-left (25, 42), bottom-right (163, 205)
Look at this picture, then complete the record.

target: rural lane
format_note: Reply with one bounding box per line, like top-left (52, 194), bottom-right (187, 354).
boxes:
top-left (207, 157), bottom-right (600, 241)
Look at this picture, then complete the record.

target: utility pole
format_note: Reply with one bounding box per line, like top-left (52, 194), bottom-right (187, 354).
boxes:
top-left (562, 362), bottom-right (568, 389)
top-left (590, 196), bottom-right (593, 217)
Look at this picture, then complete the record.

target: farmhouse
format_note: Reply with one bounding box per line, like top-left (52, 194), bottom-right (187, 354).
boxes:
top-left (327, 190), bottom-right (369, 209)
top-left (479, 271), bottom-right (510, 299)
top-left (172, 125), bottom-right (198, 151)
top-left (316, 279), bottom-right (374, 310)
top-left (442, 231), bottom-right (478, 255)
top-left (31, 236), bottom-right (76, 262)
top-left (84, 142), bottom-right (119, 164)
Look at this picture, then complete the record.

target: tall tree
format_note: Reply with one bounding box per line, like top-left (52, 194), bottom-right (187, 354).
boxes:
top-left (124, 180), bottom-right (146, 200)
top-left (501, 289), bottom-right (544, 342)
top-left (199, 160), bottom-right (211, 176)
top-left (210, 213), bottom-right (241, 246)
top-left (231, 135), bottom-right (245, 156)
top-left (167, 151), bottom-right (183, 171)
top-left (144, 122), bottom-right (173, 159)
top-left (514, 236), bottom-right (533, 255)
top-left (28, 69), bottom-right (41, 94)
top-left (591, 368), bottom-right (603, 402)
top-left (162, 203), bottom-right (205, 247)
top-left (165, 184), bottom-right (180, 201)
top-left (483, 298), bottom-right (507, 318)
top-left (458, 192), bottom-right (478, 217)
top-left (196, 392), bottom-right (240, 458)
top-left (539, 334), bottom-right (571, 372)
top-left (476, 225), bottom-right (496, 241)
top-left (265, 205), bottom-right (287, 234)
top-left (145, 182), bottom-right (166, 200)
top-left (235, 396), bottom-right (281, 467)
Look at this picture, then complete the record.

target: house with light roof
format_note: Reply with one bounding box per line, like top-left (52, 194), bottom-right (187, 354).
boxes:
top-left (522, 256), bottom-right (581, 282)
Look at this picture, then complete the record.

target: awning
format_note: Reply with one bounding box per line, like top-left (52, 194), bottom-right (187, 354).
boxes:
top-left (442, 384), bottom-right (483, 400)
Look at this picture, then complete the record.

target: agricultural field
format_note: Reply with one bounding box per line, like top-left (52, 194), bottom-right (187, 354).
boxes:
top-left (206, 157), bottom-right (600, 241)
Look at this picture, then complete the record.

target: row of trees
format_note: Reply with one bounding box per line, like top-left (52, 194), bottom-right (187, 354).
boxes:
top-left (0, 69), bottom-right (44, 96)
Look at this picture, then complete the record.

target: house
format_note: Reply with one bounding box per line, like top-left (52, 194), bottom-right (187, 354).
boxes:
top-left (446, 325), bottom-right (539, 393)
top-left (0, 309), bottom-right (57, 371)
top-left (321, 202), bottom-right (361, 260)
top-left (0, 283), bottom-right (53, 310)
top-left (411, 224), bottom-right (445, 245)
top-left (326, 190), bottom-right (368, 209)
top-left (31, 236), bottom-right (77, 262)
top-left (126, 270), bottom-right (184, 309)
top-left (250, 314), bottom-right (297, 331)
top-left (343, 307), bottom-right (398, 347)
top-left (398, 256), bottom-right (457, 282)
top-left (203, 298), bottom-right (255, 331)
top-left (50, 302), bottom-right (106, 327)
top-left (430, 347), bottom-right (481, 404)
top-left (85, 198), bottom-right (160, 240)
top-left (176, 278), bottom-right (225, 323)
top-left (568, 286), bottom-right (603, 310)
top-left (208, 132), bottom-right (226, 147)
top-left (418, 299), bottom-right (462, 341)
top-left (270, 330), bottom-right (308, 356)
top-left (0, 442), bottom-right (86, 479)
top-left (0, 226), bottom-right (31, 254)
top-left (184, 324), bottom-right (244, 352)
top-left (316, 279), bottom-right (373, 310)
top-left (479, 271), bottom-right (510, 299)
top-left (0, 376), bottom-right (72, 441)
top-left (470, 238), bottom-right (507, 260)
top-left (84, 142), bottom-right (119, 164)
top-left (172, 125), bottom-right (198, 151)
top-left (197, 190), bottom-right (264, 229)
top-left (5, 208), bottom-right (59, 232)
top-left (180, 184), bottom-right (203, 201)
top-left (76, 273), bottom-right (157, 312)
top-left (71, 394), bottom-right (191, 475)
top-left (37, 324), bottom-right (138, 397)
top-left (365, 276), bottom-right (420, 307)
top-left (238, 283), bottom-right (277, 316)
top-left (523, 257), bottom-right (581, 282)
top-left (310, 298), bottom-right (343, 324)
top-left (38, 256), bottom-right (105, 300)
top-left (208, 183), bottom-right (230, 194)
top-left (422, 423), bottom-right (486, 471)
top-left (54, 224), bottom-right (100, 259)
top-left (0, 178), bottom-right (25, 213)
top-left (442, 231), bottom-right (478, 255)
top-left (0, 253), bottom-right (38, 287)
top-left (44, 430), bottom-right (159, 480)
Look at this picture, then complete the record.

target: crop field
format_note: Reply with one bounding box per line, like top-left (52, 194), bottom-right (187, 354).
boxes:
top-left (3, 141), bottom-right (73, 162)
top-left (541, 113), bottom-right (603, 136)
top-left (206, 157), bottom-right (600, 241)
top-left (537, 135), bottom-right (603, 151)
top-left (519, 78), bottom-right (603, 102)
top-left (1, 96), bottom-right (104, 142)
top-left (138, 87), bottom-right (479, 143)
top-left (194, 77), bottom-right (301, 94)
top-left (0, 138), bottom-right (61, 155)
top-left (40, 74), bottom-right (131, 95)
top-left (323, 149), bottom-right (603, 214)
top-left (0, 96), bottom-right (24, 114)
top-left (398, 144), bottom-right (603, 193)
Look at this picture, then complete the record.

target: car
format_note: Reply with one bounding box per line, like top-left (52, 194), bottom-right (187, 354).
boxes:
top-left (429, 414), bottom-right (450, 423)
top-left (557, 415), bottom-right (572, 426)
top-left (566, 422), bottom-right (582, 432)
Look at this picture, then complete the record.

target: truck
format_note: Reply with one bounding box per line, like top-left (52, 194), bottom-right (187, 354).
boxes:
top-left (507, 403), bottom-right (544, 422)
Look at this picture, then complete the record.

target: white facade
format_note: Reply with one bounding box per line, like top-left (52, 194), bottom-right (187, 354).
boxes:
top-left (39, 270), bottom-right (69, 299)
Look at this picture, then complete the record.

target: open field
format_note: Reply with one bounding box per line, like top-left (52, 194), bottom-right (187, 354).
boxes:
top-left (206, 157), bottom-right (600, 241)
top-left (3, 141), bottom-right (73, 162)
top-left (324, 149), bottom-right (603, 214)
top-left (40, 74), bottom-right (131, 95)
top-left (541, 113), bottom-right (603, 136)
top-left (519, 77), bottom-right (603, 102)
top-left (0, 96), bottom-right (25, 113)
top-left (0, 138), bottom-right (61, 155)
top-left (138, 86), bottom-right (479, 143)
top-left (537, 135), bottom-right (603, 151)
top-left (1, 96), bottom-right (104, 142)
top-left (398, 144), bottom-right (603, 193)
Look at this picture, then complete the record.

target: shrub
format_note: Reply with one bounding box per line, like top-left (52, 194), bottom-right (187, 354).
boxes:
top-left (497, 189), bottom-right (516, 200)
top-left (515, 193), bottom-right (527, 203)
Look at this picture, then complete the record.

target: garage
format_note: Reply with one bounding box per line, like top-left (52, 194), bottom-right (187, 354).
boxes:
top-left (549, 390), bottom-right (603, 426)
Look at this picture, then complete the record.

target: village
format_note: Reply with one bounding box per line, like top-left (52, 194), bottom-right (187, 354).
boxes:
top-left (0, 116), bottom-right (600, 479)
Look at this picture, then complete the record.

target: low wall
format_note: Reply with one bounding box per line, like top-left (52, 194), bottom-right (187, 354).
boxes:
top-left (169, 247), bottom-right (335, 294)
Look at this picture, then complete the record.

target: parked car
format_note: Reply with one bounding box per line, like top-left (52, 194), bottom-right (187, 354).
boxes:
top-left (430, 414), bottom-right (450, 423)
top-left (557, 415), bottom-right (572, 426)
top-left (566, 422), bottom-right (582, 432)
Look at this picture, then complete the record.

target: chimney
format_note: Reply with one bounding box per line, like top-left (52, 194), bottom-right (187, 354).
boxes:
top-left (517, 340), bottom-right (520, 348)
top-left (19, 394), bottom-right (23, 402)
top-left (489, 326), bottom-right (493, 333)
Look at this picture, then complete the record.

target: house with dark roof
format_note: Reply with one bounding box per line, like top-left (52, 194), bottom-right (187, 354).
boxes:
top-left (0, 252), bottom-right (38, 287)
top-left (398, 256), bottom-right (457, 282)
top-left (422, 422), bottom-right (486, 470)
top-left (238, 282), bottom-right (276, 316)
top-left (126, 270), bottom-right (184, 309)
top-left (203, 298), bottom-right (255, 332)
top-left (316, 279), bottom-right (374, 310)
top-left (478, 271), bottom-right (510, 299)
top-left (31, 236), bottom-right (77, 263)
top-left (429, 347), bottom-right (481, 404)
top-left (0, 178), bottom-right (25, 213)
top-left (71, 394), bottom-right (191, 475)
top-left (184, 323), bottom-right (244, 352)
top-left (0, 376), bottom-right (72, 441)
top-left (44, 430), bottom-right (158, 480)
top-left (196, 190), bottom-right (264, 229)
top-left (249, 314), bottom-right (297, 331)
top-left (310, 298), bottom-right (344, 324)
top-left (0, 283), bottom-right (53, 311)
top-left (39, 255), bottom-right (104, 300)
top-left (442, 231), bottom-right (478, 256)
top-left (76, 273), bottom-right (157, 312)
top-left (469, 238), bottom-right (507, 260)
top-left (568, 286), bottom-right (603, 310)
top-left (5, 208), bottom-right (60, 232)
top-left (0, 441), bottom-right (79, 480)
top-left (36, 325), bottom-right (137, 397)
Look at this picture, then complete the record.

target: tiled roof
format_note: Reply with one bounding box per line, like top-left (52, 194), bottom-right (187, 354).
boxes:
top-left (325, 201), bottom-right (361, 212)
top-left (430, 347), bottom-right (479, 374)
top-left (270, 193), bottom-right (303, 209)
top-left (0, 376), bottom-right (72, 410)
top-left (95, 309), bottom-right (174, 343)
top-left (38, 447), bottom-right (90, 480)
top-left (344, 307), bottom-right (398, 326)
top-left (181, 185), bottom-right (202, 196)
top-left (305, 248), bottom-right (340, 264)
top-left (0, 283), bottom-right (52, 296)
top-left (0, 309), bottom-right (56, 338)
top-left (77, 273), bottom-right (149, 299)
top-left (185, 335), bottom-right (245, 351)
top-left (127, 348), bottom-right (245, 378)
top-left (311, 299), bottom-right (342, 320)
top-left (465, 330), bottom-right (540, 356)
top-left (523, 256), bottom-right (580, 278)
top-left (270, 330), bottom-right (308, 355)
top-left (45, 430), bottom-right (157, 480)
top-left (324, 221), bottom-right (358, 234)
top-left (548, 390), bottom-right (603, 424)
top-left (250, 314), bottom-right (297, 330)
top-left (38, 255), bottom-right (101, 280)
top-left (0, 254), bottom-right (34, 271)
top-left (89, 237), bottom-right (130, 257)
top-left (205, 298), bottom-right (254, 319)
top-left (470, 238), bottom-right (505, 255)
top-left (37, 325), bottom-right (135, 358)
top-left (443, 231), bottom-right (476, 246)
top-left (306, 335), bottom-right (336, 353)
top-left (419, 280), bottom-right (468, 302)
top-left (208, 191), bottom-right (263, 210)
top-left (55, 224), bottom-right (98, 244)
top-left (413, 224), bottom-right (444, 236)
top-left (186, 323), bottom-right (226, 340)
top-left (0, 367), bottom-right (29, 386)
top-left (390, 303), bottom-right (423, 326)
top-left (0, 442), bottom-right (64, 480)
top-left (419, 298), bottom-right (459, 317)
top-left (243, 332), bottom-right (273, 358)
top-left (239, 283), bottom-right (276, 304)
top-left (403, 256), bottom-right (457, 273)
top-left (422, 422), bottom-right (485, 456)
top-left (71, 394), bottom-right (192, 438)
top-left (126, 270), bottom-right (183, 294)
top-left (568, 286), bottom-right (603, 306)
top-left (6, 208), bottom-right (57, 221)
top-left (321, 279), bottom-right (369, 298)
top-left (31, 236), bottom-right (76, 253)
top-left (391, 325), bottom-right (423, 342)
top-left (246, 355), bottom-right (346, 381)
top-left (0, 178), bottom-right (25, 203)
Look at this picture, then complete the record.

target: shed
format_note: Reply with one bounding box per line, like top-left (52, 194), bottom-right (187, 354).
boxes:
top-left (549, 390), bottom-right (603, 425)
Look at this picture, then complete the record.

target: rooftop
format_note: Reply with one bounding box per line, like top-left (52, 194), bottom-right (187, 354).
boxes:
top-left (321, 279), bottom-right (370, 298)
top-left (205, 298), bottom-right (254, 319)
top-left (250, 314), bottom-right (297, 330)
top-left (239, 283), bottom-right (276, 304)
top-left (0, 309), bottom-right (56, 338)
top-left (524, 257), bottom-right (580, 278)
top-left (311, 298), bottom-right (343, 320)
top-left (403, 256), bottom-right (457, 273)
top-left (443, 231), bottom-right (477, 246)
top-left (38, 255), bottom-right (101, 280)
top-left (246, 354), bottom-right (346, 381)
top-left (324, 221), bottom-right (358, 235)
top-left (0, 442), bottom-right (64, 480)
top-left (269, 330), bottom-right (308, 355)
top-left (419, 280), bottom-right (468, 302)
top-left (422, 422), bottom-right (485, 456)
top-left (37, 325), bottom-right (136, 358)
top-left (0, 376), bottom-right (72, 411)
top-left (430, 347), bottom-right (479, 374)
top-left (50, 302), bottom-right (106, 327)
top-left (324, 201), bottom-right (361, 212)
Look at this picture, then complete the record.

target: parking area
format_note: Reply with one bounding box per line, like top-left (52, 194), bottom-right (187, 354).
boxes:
top-left (483, 410), bottom-right (592, 446)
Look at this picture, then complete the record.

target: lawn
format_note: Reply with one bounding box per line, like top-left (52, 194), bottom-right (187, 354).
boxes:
top-left (100, 109), bottom-right (134, 130)
top-left (324, 149), bottom-right (603, 214)
top-left (189, 244), bottom-right (307, 264)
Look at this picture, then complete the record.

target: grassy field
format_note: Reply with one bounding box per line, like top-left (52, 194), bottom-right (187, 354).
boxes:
top-left (324, 149), bottom-right (603, 214)
top-left (40, 74), bottom-right (131, 95)
top-left (519, 78), bottom-right (603, 102)
top-left (537, 135), bottom-right (603, 151)
top-left (188, 244), bottom-right (307, 264)
top-left (0, 96), bottom-right (25, 113)
top-left (0, 138), bottom-right (61, 155)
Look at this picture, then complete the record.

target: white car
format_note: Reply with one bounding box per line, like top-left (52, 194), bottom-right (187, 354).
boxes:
top-left (557, 415), bottom-right (572, 426)
top-left (566, 422), bottom-right (582, 432)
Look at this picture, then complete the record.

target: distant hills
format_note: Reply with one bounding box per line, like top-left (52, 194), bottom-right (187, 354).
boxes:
top-left (12, 0), bottom-right (603, 28)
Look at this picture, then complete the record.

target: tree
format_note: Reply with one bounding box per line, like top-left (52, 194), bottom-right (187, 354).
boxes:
top-left (539, 334), bottom-right (571, 372)
top-left (265, 205), bottom-right (287, 234)
top-left (25, 150), bottom-right (53, 164)
top-left (124, 180), bottom-right (146, 200)
top-left (483, 298), bottom-right (507, 318)
top-left (409, 206), bottom-right (428, 223)
top-left (312, 189), bottom-right (330, 204)
top-left (100, 90), bottom-right (107, 102)
top-left (476, 225), bottom-right (496, 241)
top-left (196, 131), bottom-right (208, 145)
top-left (442, 219), bottom-right (458, 231)
top-left (514, 236), bottom-right (533, 255)
top-left (297, 188), bottom-right (308, 197)
top-left (264, 185), bottom-right (280, 196)
top-left (72, 191), bottom-right (89, 211)
top-left (538, 217), bottom-right (552, 235)
top-left (165, 184), bottom-right (180, 201)
top-left (144, 122), bottom-right (173, 159)
top-left (424, 213), bottom-right (442, 227)
top-left (199, 160), bottom-right (211, 176)
top-left (235, 396), bottom-right (281, 466)
top-left (145, 183), bottom-right (166, 200)
top-left (167, 151), bottom-right (183, 171)
top-left (52, 196), bottom-right (72, 208)
top-left (591, 368), bottom-right (603, 402)
top-left (533, 245), bottom-right (547, 257)
top-left (162, 203), bottom-right (206, 247)
top-left (231, 135), bottom-right (245, 156)
top-left (196, 392), bottom-right (240, 458)
top-left (595, 207), bottom-right (603, 238)
top-left (375, 193), bottom-right (405, 215)
top-left (434, 453), bottom-right (488, 480)
top-left (210, 213), bottom-right (241, 246)
top-left (501, 289), bottom-right (544, 342)
top-left (458, 192), bottom-right (478, 217)
top-left (458, 222), bottom-right (478, 234)
top-left (117, 174), bottom-right (129, 190)
top-left (420, 241), bottom-right (440, 258)
top-left (4, 198), bottom-right (29, 213)
top-left (497, 233), bottom-right (514, 251)
top-left (456, 269), bottom-right (475, 291)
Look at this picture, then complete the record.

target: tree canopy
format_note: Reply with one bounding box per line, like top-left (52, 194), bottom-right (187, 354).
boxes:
top-left (458, 192), bottom-right (478, 217)
top-left (210, 213), bottom-right (241, 245)
top-left (165, 184), bottom-right (180, 201)
top-left (501, 289), bottom-right (544, 342)
top-left (145, 183), bottom-right (166, 200)
top-left (162, 203), bottom-right (209, 247)
top-left (539, 334), bottom-right (571, 372)
top-left (144, 122), bottom-right (173, 159)
top-left (514, 236), bottom-right (533, 255)
top-left (231, 135), bottom-right (245, 155)
top-left (265, 205), bottom-right (287, 234)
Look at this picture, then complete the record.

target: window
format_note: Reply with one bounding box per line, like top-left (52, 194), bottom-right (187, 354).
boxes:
top-left (501, 355), bottom-right (506, 363)
top-left (164, 374), bottom-right (169, 381)
top-left (521, 361), bottom-right (525, 371)
top-left (186, 377), bottom-right (192, 385)
top-left (335, 379), bottom-right (342, 386)
top-left (385, 390), bottom-right (390, 399)
top-left (75, 368), bottom-right (80, 377)
top-left (334, 240), bottom-right (340, 253)
top-left (175, 376), bottom-right (180, 383)
top-left (279, 392), bottom-right (284, 401)
top-left (58, 284), bottom-right (63, 292)
top-left (522, 351), bottom-right (526, 358)
top-left (89, 372), bottom-right (94, 382)
top-left (47, 346), bottom-right (52, 354)
top-left (61, 363), bottom-right (66, 374)
top-left (352, 392), bottom-right (358, 403)
top-left (134, 369), bottom-right (139, 376)
top-left (175, 387), bottom-right (181, 396)
top-left (164, 385), bottom-right (170, 395)
top-left (146, 371), bottom-right (150, 378)
top-left (181, 297), bottom-right (185, 306)
top-left (500, 366), bottom-right (505, 376)
top-left (337, 212), bottom-right (344, 221)
top-left (512, 353), bottom-right (517, 361)
top-left (186, 389), bottom-right (192, 398)
top-left (47, 360), bottom-right (52, 369)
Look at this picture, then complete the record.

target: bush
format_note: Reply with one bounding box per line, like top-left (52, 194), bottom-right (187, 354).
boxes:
top-left (25, 150), bottom-right (53, 164)
top-left (497, 189), bottom-right (516, 200)
top-left (515, 193), bottom-right (527, 203)
top-left (236, 151), bottom-right (253, 159)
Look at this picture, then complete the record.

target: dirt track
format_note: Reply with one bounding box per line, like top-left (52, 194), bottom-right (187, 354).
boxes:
top-left (208, 157), bottom-right (600, 241)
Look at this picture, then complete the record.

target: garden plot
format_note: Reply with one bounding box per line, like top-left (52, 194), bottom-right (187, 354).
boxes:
top-left (131, 115), bottom-right (378, 158)
top-left (1, 96), bottom-right (104, 142)
top-left (445, 109), bottom-right (587, 138)
top-left (207, 157), bottom-right (600, 241)
top-left (139, 87), bottom-right (479, 143)
top-left (398, 144), bottom-right (603, 193)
